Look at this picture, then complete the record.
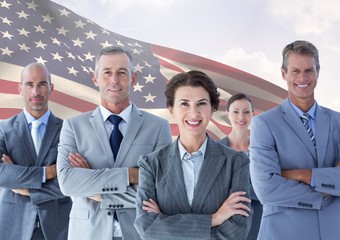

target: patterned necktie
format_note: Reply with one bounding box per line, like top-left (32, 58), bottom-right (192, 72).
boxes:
top-left (108, 115), bottom-right (123, 160)
top-left (31, 120), bottom-right (42, 155)
top-left (300, 113), bottom-right (316, 147)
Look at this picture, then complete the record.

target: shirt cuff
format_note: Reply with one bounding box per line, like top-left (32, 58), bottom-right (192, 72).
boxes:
top-left (42, 167), bottom-right (46, 183)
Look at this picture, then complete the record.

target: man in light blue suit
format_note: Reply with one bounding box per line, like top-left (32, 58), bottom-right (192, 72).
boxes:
top-left (0, 63), bottom-right (72, 239)
top-left (57, 46), bottom-right (172, 240)
top-left (249, 40), bottom-right (340, 240)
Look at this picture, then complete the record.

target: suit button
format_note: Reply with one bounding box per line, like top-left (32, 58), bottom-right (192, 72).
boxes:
top-left (114, 187), bottom-right (118, 191)
top-left (102, 188), bottom-right (106, 192)
top-left (107, 211), bottom-right (112, 216)
top-left (120, 204), bottom-right (124, 208)
top-left (112, 205), bottom-right (116, 208)
top-left (109, 204), bottom-right (112, 208)
top-left (110, 188), bottom-right (114, 191)
top-left (309, 204), bottom-right (313, 208)
top-left (106, 188), bottom-right (110, 191)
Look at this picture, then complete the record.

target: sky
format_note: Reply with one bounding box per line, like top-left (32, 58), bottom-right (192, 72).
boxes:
top-left (52, 0), bottom-right (340, 111)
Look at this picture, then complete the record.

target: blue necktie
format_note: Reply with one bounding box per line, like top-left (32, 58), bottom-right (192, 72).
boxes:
top-left (300, 113), bottom-right (316, 147)
top-left (108, 115), bottom-right (123, 160)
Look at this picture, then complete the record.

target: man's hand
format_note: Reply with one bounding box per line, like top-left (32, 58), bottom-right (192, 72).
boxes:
top-left (12, 188), bottom-right (30, 196)
top-left (128, 168), bottom-right (139, 185)
top-left (2, 154), bottom-right (13, 164)
top-left (46, 164), bottom-right (57, 180)
top-left (281, 169), bottom-right (312, 185)
top-left (88, 195), bottom-right (102, 202)
top-left (68, 153), bottom-right (91, 169)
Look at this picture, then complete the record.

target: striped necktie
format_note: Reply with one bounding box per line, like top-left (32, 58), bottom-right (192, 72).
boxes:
top-left (300, 113), bottom-right (316, 147)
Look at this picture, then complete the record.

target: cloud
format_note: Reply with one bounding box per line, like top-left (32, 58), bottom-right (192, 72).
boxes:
top-left (214, 48), bottom-right (286, 89)
top-left (268, 0), bottom-right (340, 35)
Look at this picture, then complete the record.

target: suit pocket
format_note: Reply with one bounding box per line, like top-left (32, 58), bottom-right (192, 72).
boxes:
top-left (69, 208), bottom-right (89, 220)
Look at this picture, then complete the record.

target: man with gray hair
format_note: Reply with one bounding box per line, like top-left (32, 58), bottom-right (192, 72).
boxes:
top-left (57, 46), bottom-right (172, 240)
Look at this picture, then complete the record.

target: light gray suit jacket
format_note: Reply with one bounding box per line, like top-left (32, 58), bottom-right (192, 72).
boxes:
top-left (250, 98), bottom-right (340, 240)
top-left (57, 103), bottom-right (172, 240)
top-left (0, 111), bottom-right (72, 240)
top-left (135, 136), bottom-right (252, 240)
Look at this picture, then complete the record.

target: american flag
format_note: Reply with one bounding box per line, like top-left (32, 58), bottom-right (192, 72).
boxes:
top-left (0, 0), bottom-right (287, 139)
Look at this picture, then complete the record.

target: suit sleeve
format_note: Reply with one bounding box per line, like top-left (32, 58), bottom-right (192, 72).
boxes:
top-left (249, 116), bottom-right (324, 210)
top-left (0, 123), bottom-right (66, 205)
top-left (57, 119), bottom-right (130, 198)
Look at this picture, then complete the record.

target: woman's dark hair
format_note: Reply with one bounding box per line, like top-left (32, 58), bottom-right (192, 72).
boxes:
top-left (227, 93), bottom-right (253, 112)
top-left (165, 70), bottom-right (220, 111)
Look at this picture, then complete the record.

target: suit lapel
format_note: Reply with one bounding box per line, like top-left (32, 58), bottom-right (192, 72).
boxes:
top-left (191, 137), bottom-right (224, 213)
top-left (36, 113), bottom-right (61, 166)
top-left (15, 112), bottom-right (36, 165)
top-left (315, 106), bottom-right (329, 167)
top-left (161, 140), bottom-right (191, 213)
top-left (116, 103), bottom-right (143, 166)
top-left (281, 99), bottom-right (317, 161)
top-left (89, 107), bottom-right (115, 167)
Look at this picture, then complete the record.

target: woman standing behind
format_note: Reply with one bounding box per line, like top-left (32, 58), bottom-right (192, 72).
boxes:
top-left (220, 93), bottom-right (262, 240)
top-left (135, 71), bottom-right (252, 240)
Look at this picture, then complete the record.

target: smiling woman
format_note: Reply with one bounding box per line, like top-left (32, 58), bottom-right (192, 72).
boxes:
top-left (134, 70), bottom-right (253, 240)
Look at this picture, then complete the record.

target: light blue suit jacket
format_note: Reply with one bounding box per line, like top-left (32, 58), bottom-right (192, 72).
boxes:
top-left (57, 103), bottom-right (172, 240)
top-left (0, 111), bottom-right (72, 240)
top-left (135, 136), bottom-right (252, 240)
top-left (250, 98), bottom-right (340, 240)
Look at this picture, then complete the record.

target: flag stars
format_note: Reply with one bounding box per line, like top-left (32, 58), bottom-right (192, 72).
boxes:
top-left (35, 56), bottom-right (47, 65)
top-left (59, 8), bottom-right (70, 17)
top-left (34, 25), bottom-right (46, 34)
top-left (116, 40), bottom-right (124, 46)
top-left (66, 51), bottom-right (76, 60)
top-left (57, 26), bottom-right (69, 36)
top-left (2, 31), bottom-right (13, 40)
top-left (18, 43), bottom-right (31, 52)
top-left (144, 61), bottom-right (152, 68)
top-left (100, 41), bottom-right (113, 48)
top-left (1, 46), bottom-right (13, 57)
top-left (85, 30), bottom-right (97, 40)
top-left (134, 42), bottom-right (142, 47)
top-left (102, 29), bottom-right (110, 35)
top-left (74, 19), bottom-right (86, 29)
top-left (0, 0), bottom-right (11, 9)
top-left (134, 63), bottom-right (144, 73)
top-left (133, 82), bottom-right (144, 92)
top-left (51, 52), bottom-right (63, 62)
top-left (51, 37), bottom-right (61, 46)
top-left (67, 66), bottom-right (79, 76)
top-left (1, 17), bottom-right (12, 25)
top-left (144, 74), bottom-right (156, 84)
top-left (27, 1), bottom-right (39, 11)
top-left (83, 52), bottom-right (95, 61)
top-left (17, 11), bottom-right (29, 19)
top-left (143, 93), bottom-right (157, 103)
top-left (72, 37), bottom-right (85, 47)
top-left (132, 48), bottom-right (141, 55)
top-left (42, 14), bottom-right (54, 24)
top-left (17, 28), bottom-right (30, 37)
top-left (34, 40), bottom-right (47, 49)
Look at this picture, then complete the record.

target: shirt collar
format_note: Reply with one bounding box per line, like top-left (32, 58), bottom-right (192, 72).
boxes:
top-left (288, 99), bottom-right (317, 120)
top-left (178, 137), bottom-right (208, 160)
top-left (99, 103), bottom-right (132, 124)
top-left (23, 109), bottom-right (50, 125)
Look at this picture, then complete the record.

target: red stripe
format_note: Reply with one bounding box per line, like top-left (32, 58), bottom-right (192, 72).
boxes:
top-left (0, 108), bottom-right (21, 119)
top-left (158, 58), bottom-right (185, 73)
top-left (152, 44), bottom-right (287, 99)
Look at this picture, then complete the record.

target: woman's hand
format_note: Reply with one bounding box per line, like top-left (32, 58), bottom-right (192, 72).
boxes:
top-left (211, 191), bottom-right (251, 227)
top-left (143, 198), bottom-right (160, 213)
